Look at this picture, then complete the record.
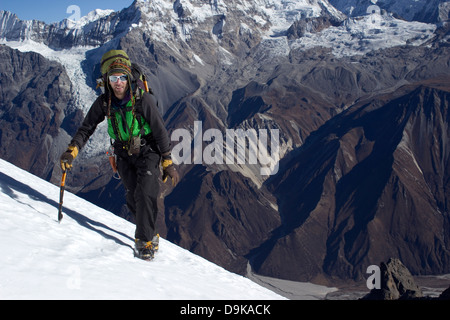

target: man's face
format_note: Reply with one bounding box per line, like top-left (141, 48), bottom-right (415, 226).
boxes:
top-left (109, 73), bottom-right (129, 98)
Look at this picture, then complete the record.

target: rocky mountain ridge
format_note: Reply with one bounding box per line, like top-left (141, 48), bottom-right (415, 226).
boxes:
top-left (252, 81), bottom-right (450, 283)
top-left (1, 0), bottom-right (449, 284)
top-left (0, 45), bottom-right (75, 179)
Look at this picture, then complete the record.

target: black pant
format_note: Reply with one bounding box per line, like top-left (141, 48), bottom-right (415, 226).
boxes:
top-left (116, 144), bottom-right (161, 242)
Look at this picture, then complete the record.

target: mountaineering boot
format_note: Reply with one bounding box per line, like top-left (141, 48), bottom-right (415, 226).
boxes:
top-left (135, 239), bottom-right (155, 260)
top-left (152, 234), bottom-right (160, 252)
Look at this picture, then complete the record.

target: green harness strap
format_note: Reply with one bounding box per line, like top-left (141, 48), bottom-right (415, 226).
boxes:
top-left (107, 97), bottom-right (151, 147)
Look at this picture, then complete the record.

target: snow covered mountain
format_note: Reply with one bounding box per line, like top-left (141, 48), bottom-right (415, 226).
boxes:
top-left (329, 0), bottom-right (450, 23)
top-left (0, 0), bottom-right (440, 162)
top-left (0, 0), bottom-right (440, 54)
top-left (0, 158), bottom-right (293, 300)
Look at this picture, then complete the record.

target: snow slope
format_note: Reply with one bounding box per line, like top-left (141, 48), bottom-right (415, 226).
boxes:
top-left (290, 13), bottom-right (436, 58)
top-left (0, 158), bottom-right (286, 300)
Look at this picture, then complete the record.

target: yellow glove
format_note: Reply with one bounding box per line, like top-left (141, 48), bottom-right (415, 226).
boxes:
top-left (60, 145), bottom-right (79, 171)
top-left (162, 158), bottom-right (179, 186)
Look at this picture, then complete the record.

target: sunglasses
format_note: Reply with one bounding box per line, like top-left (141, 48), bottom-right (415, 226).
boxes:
top-left (109, 75), bottom-right (128, 83)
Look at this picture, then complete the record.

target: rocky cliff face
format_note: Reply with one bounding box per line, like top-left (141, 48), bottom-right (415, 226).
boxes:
top-left (251, 82), bottom-right (450, 283)
top-left (0, 45), bottom-right (79, 179)
top-left (164, 166), bottom-right (280, 274)
top-left (1, 0), bottom-right (450, 284)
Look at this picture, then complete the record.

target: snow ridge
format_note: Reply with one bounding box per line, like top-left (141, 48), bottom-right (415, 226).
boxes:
top-left (290, 13), bottom-right (436, 58)
top-left (0, 158), bottom-right (286, 300)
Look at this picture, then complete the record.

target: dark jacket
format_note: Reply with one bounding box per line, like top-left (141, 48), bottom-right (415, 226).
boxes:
top-left (70, 92), bottom-right (171, 155)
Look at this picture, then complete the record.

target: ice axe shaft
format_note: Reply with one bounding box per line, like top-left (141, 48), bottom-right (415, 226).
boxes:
top-left (58, 170), bottom-right (67, 223)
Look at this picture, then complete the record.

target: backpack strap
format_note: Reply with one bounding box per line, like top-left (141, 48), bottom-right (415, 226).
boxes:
top-left (136, 112), bottom-right (147, 138)
top-left (104, 97), bottom-right (122, 143)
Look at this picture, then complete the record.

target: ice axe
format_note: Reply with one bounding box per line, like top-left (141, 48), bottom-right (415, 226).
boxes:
top-left (58, 170), bottom-right (67, 223)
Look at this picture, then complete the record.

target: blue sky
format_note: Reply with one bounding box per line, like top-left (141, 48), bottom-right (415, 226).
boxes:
top-left (1, 0), bottom-right (134, 23)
